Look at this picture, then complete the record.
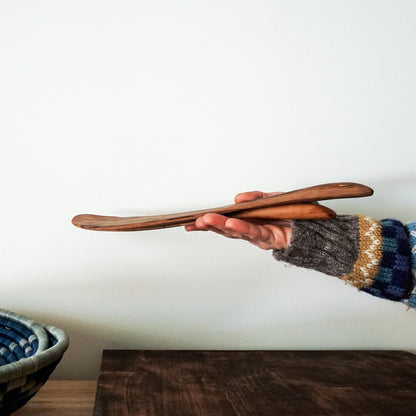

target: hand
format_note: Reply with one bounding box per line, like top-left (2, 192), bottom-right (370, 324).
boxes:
top-left (185, 191), bottom-right (292, 250)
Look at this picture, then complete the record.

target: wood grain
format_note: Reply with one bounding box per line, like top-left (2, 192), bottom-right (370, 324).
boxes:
top-left (13, 380), bottom-right (96, 416)
top-left (94, 350), bottom-right (416, 416)
top-left (72, 203), bottom-right (335, 231)
top-left (72, 182), bottom-right (373, 231)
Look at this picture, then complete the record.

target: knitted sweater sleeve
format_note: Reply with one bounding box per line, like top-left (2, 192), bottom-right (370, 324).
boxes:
top-left (273, 216), bottom-right (416, 308)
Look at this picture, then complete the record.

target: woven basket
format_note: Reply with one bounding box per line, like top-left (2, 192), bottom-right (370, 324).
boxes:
top-left (0, 309), bottom-right (69, 416)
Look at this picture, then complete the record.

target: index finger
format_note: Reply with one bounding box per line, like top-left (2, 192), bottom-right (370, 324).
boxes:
top-left (234, 191), bottom-right (282, 204)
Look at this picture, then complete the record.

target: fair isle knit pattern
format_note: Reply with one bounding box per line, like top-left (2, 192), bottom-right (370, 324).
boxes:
top-left (362, 219), bottom-right (412, 302)
top-left (339, 215), bottom-right (382, 289)
top-left (404, 222), bottom-right (416, 308)
top-left (273, 215), bottom-right (416, 307)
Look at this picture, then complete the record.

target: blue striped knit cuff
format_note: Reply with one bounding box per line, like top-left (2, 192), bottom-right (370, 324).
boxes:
top-left (403, 222), bottom-right (416, 308)
top-left (362, 219), bottom-right (414, 303)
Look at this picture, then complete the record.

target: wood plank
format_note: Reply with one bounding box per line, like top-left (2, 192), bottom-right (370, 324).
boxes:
top-left (94, 350), bottom-right (416, 416)
top-left (13, 380), bottom-right (97, 416)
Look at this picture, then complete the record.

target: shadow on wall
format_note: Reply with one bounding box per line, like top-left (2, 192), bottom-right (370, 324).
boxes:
top-left (20, 291), bottom-right (416, 380)
top-left (17, 313), bottom-right (178, 380)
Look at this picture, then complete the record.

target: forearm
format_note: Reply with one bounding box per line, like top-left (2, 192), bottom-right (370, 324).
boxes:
top-left (273, 216), bottom-right (416, 307)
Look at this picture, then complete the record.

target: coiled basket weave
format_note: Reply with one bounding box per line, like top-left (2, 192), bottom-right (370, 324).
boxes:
top-left (0, 309), bottom-right (69, 416)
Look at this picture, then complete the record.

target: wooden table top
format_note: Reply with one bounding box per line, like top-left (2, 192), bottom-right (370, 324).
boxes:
top-left (93, 350), bottom-right (416, 416)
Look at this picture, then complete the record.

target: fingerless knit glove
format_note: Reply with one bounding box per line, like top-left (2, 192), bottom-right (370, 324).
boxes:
top-left (273, 216), bottom-right (416, 308)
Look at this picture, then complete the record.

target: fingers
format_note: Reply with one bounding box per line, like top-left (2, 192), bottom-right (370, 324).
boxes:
top-left (192, 213), bottom-right (242, 239)
top-left (184, 214), bottom-right (225, 232)
top-left (224, 217), bottom-right (287, 250)
top-left (234, 191), bottom-right (282, 204)
top-left (185, 213), bottom-right (291, 250)
top-left (184, 224), bottom-right (204, 231)
top-left (184, 190), bottom-right (291, 250)
top-left (234, 191), bottom-right (266, 204)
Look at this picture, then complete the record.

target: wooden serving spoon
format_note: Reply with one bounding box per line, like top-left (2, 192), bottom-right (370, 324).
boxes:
top-left (72, 182), bottom-right (373, 232)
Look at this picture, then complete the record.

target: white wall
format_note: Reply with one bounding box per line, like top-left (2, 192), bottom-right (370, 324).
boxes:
top-left (1, 0), bottom-right (416, 380)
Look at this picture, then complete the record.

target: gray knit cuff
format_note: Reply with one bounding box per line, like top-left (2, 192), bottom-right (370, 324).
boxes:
top-left (273, 215), bottom-right (360, 277)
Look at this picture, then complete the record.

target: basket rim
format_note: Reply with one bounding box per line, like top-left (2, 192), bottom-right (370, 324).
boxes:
top-left (0, 309), bottom-right (49, 355)
top-left (0, 324), bottom-right (69, 383)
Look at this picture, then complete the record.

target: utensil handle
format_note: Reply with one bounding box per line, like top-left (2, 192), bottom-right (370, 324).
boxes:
top-left (72, 182), bottom-right (372, 231)
top-left (231, 182), bottom-right (373, 212)
top-left (72, 203), bottom-right (335, 231)
top-left (234, 204), bottom-right (335, 221)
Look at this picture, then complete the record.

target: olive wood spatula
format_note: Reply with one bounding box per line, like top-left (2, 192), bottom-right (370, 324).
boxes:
top-left (72, 182), bottom-right (373, 232)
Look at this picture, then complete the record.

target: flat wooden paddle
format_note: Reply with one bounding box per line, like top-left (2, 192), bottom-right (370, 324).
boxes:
top-left (72, 182), bottom-right (373, 232)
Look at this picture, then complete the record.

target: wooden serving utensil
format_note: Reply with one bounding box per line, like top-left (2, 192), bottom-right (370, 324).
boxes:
top-left (72, 182), bottom-right (373, 232)
top-left (72, 204), bottom-right (335, 232)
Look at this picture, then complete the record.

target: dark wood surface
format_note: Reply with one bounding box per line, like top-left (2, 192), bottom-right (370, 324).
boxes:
top-left (94, 350), bottom-right (416, 416)
top-left (72, 182), bottom-right (372, 231)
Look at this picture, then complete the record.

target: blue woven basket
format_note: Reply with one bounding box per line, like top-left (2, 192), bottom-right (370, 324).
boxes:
top-left (0, 309), bottom-right (69, 416)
